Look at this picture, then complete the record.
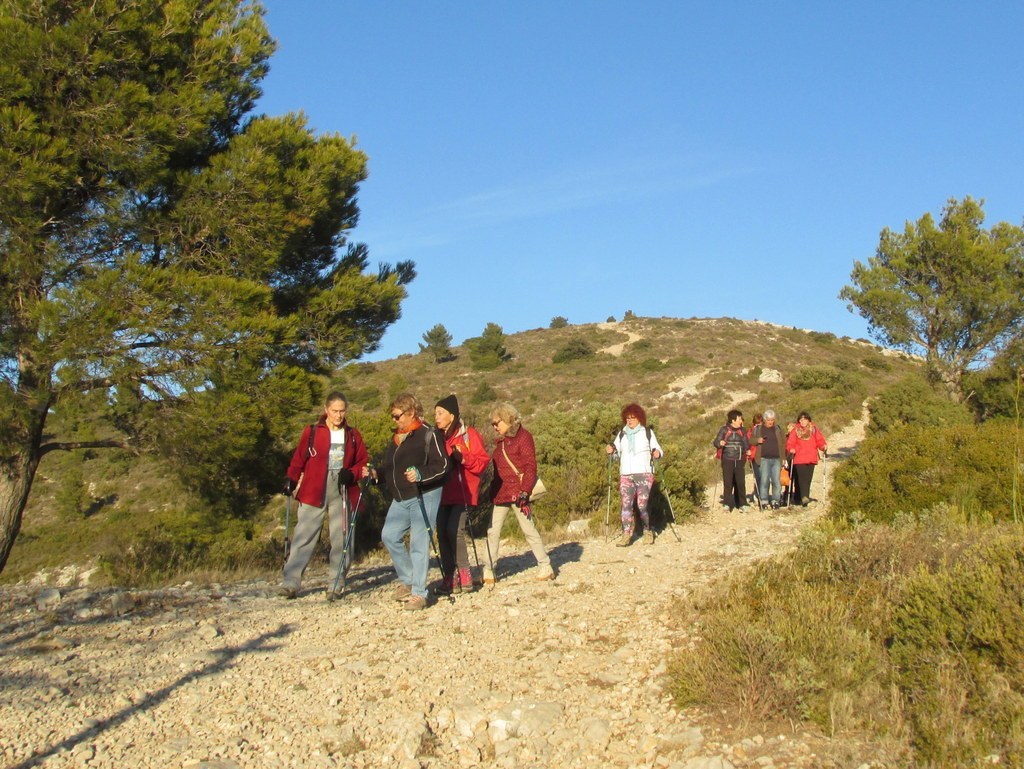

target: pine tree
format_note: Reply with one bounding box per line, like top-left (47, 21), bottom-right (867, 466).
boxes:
top-left (0, 0), bottom-right (413, 571)
top-left (419, 324), bottom-right (455, 363)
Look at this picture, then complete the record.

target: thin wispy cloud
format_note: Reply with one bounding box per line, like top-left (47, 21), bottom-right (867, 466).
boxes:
top-left (366, 153), bottom-right (759, 257)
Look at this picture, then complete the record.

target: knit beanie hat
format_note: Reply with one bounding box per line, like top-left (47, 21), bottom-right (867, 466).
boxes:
top-left (435, 394), bottom-right (460, 421)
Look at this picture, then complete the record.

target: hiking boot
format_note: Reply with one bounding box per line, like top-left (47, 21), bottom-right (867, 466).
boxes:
top-left (644, 529), bottom-right (656, 545)
top-left (738, 506), bottom-right (750, 513)
top-left (431, 574), bottom-right (453, 596)
top-left (614, 531), bottom-right (633, 547)
top-left (482, 576), bottom-right (496, 586)
top-left (403, 595), bottom-right (427, 611)
top-left (326, 589), bottom-right (343, 602)
top-left (393, 583), bottom-right (412, 602)
top-left (535, 567), bottom-right (555, 582)
top-left (276, 585), bottom-right (297, 599)
top-left (458, 568), bottom-right (474, 592)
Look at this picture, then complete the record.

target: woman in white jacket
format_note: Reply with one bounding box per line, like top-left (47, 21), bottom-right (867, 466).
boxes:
top-left (605, 403), bottom-right (663, 546)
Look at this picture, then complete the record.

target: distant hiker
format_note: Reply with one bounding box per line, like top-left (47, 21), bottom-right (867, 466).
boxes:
top-left (750, 409), bottom-right (786, 509)
top-left (605, 403), bottom-right (663, 546)
top-left (785, 411), bottom-right (828, 507)
top-left (432, 394), bottom-right (490, 595)
top-left (369, 393), bottom-right (449, 611)
top-left (713, 410), bottom-right (750, 512)
top-left (482, 403), bottom-right (554, 584)
top-left (278, 391), bottom-right (368, 599)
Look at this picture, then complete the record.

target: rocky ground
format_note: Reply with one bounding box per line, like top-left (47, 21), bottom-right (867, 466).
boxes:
top-left (0, 414), bottom-right (885, 769)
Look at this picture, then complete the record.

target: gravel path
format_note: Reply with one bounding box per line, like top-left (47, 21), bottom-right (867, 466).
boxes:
top-left (0, 412), bottom-right (875, 769)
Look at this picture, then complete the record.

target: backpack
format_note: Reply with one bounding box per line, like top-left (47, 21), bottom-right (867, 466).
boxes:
top-left (715, 427), bottom-right (740, 460)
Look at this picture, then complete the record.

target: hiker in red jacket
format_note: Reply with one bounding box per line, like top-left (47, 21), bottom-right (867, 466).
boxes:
top-left (278, 391), bottom-right (368, 599)
top-left (785, 411), bottom-right (828, 506)
top-left (433, 394), bottom-right (490, 595)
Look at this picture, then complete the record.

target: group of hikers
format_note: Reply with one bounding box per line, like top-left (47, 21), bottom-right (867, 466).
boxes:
top-left (713, 408), bottom-right (828, 512)
top-left (277, 391), bottom-right (827, 611)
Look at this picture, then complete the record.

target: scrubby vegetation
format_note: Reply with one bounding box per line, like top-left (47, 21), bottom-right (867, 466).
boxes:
top-left (667, 368), bottom-right (1024, 767)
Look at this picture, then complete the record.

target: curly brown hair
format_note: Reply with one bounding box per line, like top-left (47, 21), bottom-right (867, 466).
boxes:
top-left (620, 403), bottom-right (647, 425)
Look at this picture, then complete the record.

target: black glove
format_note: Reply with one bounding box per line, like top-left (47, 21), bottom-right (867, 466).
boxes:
top-left (337, 468), bottom-right (355, 487)
top-left (449, 449), bottom-right (463, 466)
top-left (283, 478), bottom-right (297, 497)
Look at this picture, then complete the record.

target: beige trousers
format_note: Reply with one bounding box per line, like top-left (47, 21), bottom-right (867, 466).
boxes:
top-left (483, 504), bottom-right (551, 579)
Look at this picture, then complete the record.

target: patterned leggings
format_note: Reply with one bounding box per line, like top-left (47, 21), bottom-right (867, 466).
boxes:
top-left (619, 473), bottom-right (654, 533)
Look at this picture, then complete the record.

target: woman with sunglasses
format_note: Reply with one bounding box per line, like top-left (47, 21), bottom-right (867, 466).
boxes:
top-left (482, 402), bottom-right (554, 584)
top-left (372, 393), bottom-right (450, 611)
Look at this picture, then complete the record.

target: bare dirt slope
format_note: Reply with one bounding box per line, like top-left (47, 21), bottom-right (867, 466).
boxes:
top-left (0, 412), bottom-right (874, 769)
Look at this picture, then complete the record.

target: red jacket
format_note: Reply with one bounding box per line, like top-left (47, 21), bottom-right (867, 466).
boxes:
top-left (489, 425), bottom-right (537, 505)
top-left (441, 423), bottom-right (490, 506)
top-left (287, 419), bottom-right (369, 509)
top-left (786, 424), bottom-right (827, 465)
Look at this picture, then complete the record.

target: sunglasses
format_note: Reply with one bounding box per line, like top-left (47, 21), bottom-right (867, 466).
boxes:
top-left (391, 410), bottom-right (408, 421)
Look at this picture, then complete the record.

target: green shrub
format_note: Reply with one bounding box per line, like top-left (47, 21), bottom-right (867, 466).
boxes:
top-left (552, 337), bottom-right (595, 364)
top-left (98, 511), bottom-right (274, 586)
top-left (549, 316), bottom-right (569, 329)
top-left (890, 533), bottom-right (1024, 766)
top-left (668, 530), bottom-right (890, 728)
top-left (808, 331), bottom-right (836, 344)
top-left (830, 420), bottom-right (1015, 524)
top-left (631, 357), bottom-right (667, 373)
top-left (789, 366), bottom-right (856, 392)
top-left (668, 516), bottom-right (1024, 764)
top-left (867, 375), bottom-right (972, 436)
top-left (862, 356), bottom-right (891, 371)
top-left (470, 380), bottom-right (497, 405)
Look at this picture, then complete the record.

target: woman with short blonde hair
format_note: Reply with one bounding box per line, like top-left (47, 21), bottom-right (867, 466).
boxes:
top-left (483, 403), bottom-right (553, 584)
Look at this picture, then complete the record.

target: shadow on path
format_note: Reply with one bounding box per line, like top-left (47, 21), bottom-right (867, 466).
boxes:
top-left (6, 623), bottom-right (294, 769)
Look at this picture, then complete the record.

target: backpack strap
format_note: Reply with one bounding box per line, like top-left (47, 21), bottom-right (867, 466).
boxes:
top-left (306, 424), bottom-right (317, 457)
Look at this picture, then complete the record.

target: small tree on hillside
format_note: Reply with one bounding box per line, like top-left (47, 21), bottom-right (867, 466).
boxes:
top-left (550, 316), bottom-right (569, 329)
top-left (840, 197), bottom-right (1024, 401)
top-left (552, 337), bottom-right (595, 363)
top-left (466, 323), bottom-right (509, 371)
top-left (419, 323), bottom-right (455, 363)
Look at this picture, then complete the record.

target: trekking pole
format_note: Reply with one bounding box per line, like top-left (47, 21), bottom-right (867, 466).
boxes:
top-left (414, 486), bottom-right (441, 563)
top-left (749, 459), bottom-right (763, 512)
top-left (283, 494), bottom-right (293, 564)
top-left (653, 458), bottom-right (683, 543)
top-left (820, 450), bottom-right (828, 503)
top-left (482, 520), bottom-right (496, 587)
top-left (604, 452), bottom-right (614, 542)
top-left (458, 466), bottom-right (482, 587)
top-left (328, 472), bottom-right (370, 601)
top-left (785, 457), bottom-right (795, 507)
top-left (464, 503), bottom-right (483, 585)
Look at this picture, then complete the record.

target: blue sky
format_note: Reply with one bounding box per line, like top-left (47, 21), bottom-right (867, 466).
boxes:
top-left (256, 1), bottom-right (1024, 362)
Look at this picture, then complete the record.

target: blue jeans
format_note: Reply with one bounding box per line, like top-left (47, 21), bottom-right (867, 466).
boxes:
top-left (382, 487), bottom-right (442, 599)
top-left (758, 457), bottom-right (783, 505)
